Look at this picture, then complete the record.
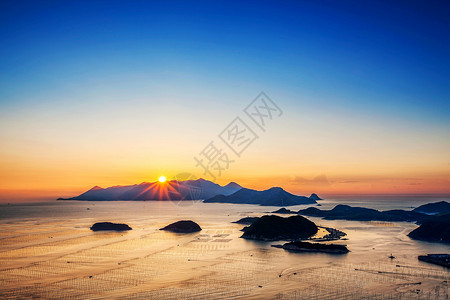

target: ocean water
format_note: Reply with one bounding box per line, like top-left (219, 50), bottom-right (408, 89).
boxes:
top-left (0, 197), bottom-right (449, 299)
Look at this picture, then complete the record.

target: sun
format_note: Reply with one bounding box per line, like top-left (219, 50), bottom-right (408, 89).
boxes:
top-left (158, 176), bottom-right (166, 183)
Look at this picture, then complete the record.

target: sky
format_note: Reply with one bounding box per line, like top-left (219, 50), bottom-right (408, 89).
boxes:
top-left (0, 0), bottom-right (449, 201)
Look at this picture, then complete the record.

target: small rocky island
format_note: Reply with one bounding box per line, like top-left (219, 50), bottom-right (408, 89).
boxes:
top-left (233, 217), bottom-right (260, 225)
top-left (273, 241), bottom-right (349, 254)
top-left (309, 193), bottom-right (322, 201)
top-left (418, 254), bottom-right (449, 268)
top-left (241, 215), bottom-right (318, 241)
top-left (408, 213), bottom-right (450, 243)
top-left (204, 187), bottom-right (317, 206)
top-left (90, 222), bottom-right (132, 231)
top-left (272, 208), bottom-right (296, 214)
top-left (160, 220), bottom-right (202, 233)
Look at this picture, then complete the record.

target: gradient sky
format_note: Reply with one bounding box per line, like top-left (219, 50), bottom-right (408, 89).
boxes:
top-left (0, 0), bottom-right (449, 200)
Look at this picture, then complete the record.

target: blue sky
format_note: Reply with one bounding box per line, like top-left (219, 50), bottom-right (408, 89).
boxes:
top-left (0, 1), bottom-right (449, 197)
top-left (1, 1), bottom-right (449, 114)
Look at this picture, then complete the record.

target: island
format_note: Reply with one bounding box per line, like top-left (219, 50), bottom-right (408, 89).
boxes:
top-left (272, 208), bottom-right (296, 214)
top-left (418, 254), bottom-right (450, 268)
top-left (273, 241), bottom-right (349, 254)
top-left (160, 220), bottom-right (202, 233)
top-left (90, 222), bottom-right (132, 231)
top-left (241, 215), bottom-right (318, 241)
top-left (407, 213), bottom-right (450, 243)
top-left (233, 217), bottom-right (259, 225)
top-left (297, 201), bottom-right (450, 224)
top-left (309, 193), bottom-right (322, 201)
top-left (413, 201), bottom-right (450, 215)
top-left (205, 187), bottom-right (317, 206)
top-left (298, 204), bottom-right (431, 223)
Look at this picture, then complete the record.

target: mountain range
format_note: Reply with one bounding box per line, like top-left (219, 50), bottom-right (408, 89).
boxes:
top-left (58, 178), bottom-right (242, 201)
top-left (204, 187), bottom-right (318, 206)
top-left (296, 201), bottom-right (450, 225)
top-left (58, 178), bottom-right (319, 206)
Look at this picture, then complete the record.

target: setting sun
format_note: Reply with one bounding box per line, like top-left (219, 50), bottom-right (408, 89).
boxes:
top-left (158, 176), bottom-right (166, 183)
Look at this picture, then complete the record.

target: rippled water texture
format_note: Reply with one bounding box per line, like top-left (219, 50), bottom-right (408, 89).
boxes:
top-left (0, 198), bottom-right (448, 299)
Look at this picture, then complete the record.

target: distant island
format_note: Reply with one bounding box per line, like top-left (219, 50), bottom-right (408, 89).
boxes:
top-left (273, 241), bottom-right (349, 254)
top-left (297, 202), bottom-right (450, 223)
top-left (418, 254), bottom-right (450, 268)
top-left (240, 215), bottom-right (318, 241)
top-left (294, 201), bottom-right (450, 244)
top-left (412, 201), bottom-right (450, 215)
top-left (233, 217), bottom-right (260, 225)
top-left (59, 178), bottom-right (320, 206)
top-left (204, 187), bottom-right (318, 206)
top-left (90, 222), bottom-right (132, 231)
top-left (298, 204), bottom-right (428, 222)
top-left (309, 193), bottom-right (322, 201)
top-left (160, 220), bottom-right (202, 233)
top-left (408, 214), bottom-right (450, 243)
top-left (272, 208), bottom-right (296, 214)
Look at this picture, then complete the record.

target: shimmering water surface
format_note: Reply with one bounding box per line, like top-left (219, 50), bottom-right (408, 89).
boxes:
top-left (0, 197), bottom-right (449, 299)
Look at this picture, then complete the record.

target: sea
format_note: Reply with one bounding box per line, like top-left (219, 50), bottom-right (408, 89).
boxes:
top-left (0, 196), bottom-right (449, 299)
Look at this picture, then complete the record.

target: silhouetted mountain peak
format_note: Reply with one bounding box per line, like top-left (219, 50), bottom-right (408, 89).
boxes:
top-left (225, 182), bottom-right (242, 188)
top-left (59, 178), bottom-right (241, 201)
top-left (309, 193), bottom-right (322, 200)
top-left (204, 186), bottom-right (317, 206)
top-left (89, 186), bottom-right (103, 191)
top-left (413, 201), bottom-right (450, 214)
top-left (59, 178), bottom-right (319, 206)
top-left (267, 187), bottom-right (283, 192)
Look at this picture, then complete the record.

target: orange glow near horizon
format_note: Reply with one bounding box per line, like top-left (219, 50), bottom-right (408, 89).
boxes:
top-left (0, 171), bottom-right (448, 203)
top-left (0, 102), bottom-right (449, 202)
top-left (0, 1), bottom-right (449, 204)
